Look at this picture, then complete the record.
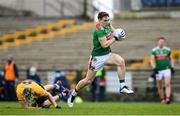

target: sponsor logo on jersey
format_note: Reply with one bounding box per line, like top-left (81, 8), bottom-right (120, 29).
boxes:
top-left (105, 32), bottom-right (112, 40)
top-left (155, 54), bottom-right (169, 59)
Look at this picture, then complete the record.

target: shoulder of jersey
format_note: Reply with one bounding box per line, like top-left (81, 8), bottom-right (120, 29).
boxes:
top-left (164, 46), bottom-right (171, 51)
top-left (152, 47), bottom-right (159, 51)
top-left (95, 23), bottom-right (104, 31)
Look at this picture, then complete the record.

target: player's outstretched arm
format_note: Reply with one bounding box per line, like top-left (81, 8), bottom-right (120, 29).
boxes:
top-left (170, 55), bottom-right (175, 68)
top-left (150, 55), bottom-right (156, 69)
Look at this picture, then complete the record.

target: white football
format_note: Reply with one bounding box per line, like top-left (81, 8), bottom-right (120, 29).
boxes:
top-left (113, 28), bottom-right (126, 41)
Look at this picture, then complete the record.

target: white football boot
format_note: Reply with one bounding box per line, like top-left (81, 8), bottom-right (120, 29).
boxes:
top-left (120, 86), bottom-right (134, 94)
top-left (67, 89), bottom-right (77, 107)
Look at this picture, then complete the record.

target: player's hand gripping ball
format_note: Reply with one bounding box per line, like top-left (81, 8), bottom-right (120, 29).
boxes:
top-left (113, 28), bottom-right (126, 41)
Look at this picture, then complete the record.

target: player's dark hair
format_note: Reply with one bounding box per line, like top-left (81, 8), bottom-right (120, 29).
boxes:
top-left (97, 12), bottom-right (109, 19)
top-left (158, 37), bottom-right (166, 41)
top-left (23, 88), bottom-right (33, 101)
top-left (23, 88), bottom-right (37, 107)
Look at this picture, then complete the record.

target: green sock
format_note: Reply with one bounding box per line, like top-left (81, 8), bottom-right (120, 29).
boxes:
top-left (119, 80), bottom-right (125, 87)
top-left (119, 80), bottom-right (125, 83)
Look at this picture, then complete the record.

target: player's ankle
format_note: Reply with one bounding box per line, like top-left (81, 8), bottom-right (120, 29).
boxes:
top-left (72, 89), bottom-right (78, 96)
top-left (160, 98), bottom-right (165, 104)
top-left (119, 80), bottom-right (125, 87)
top-left (75, 88), bottom-right (78, 92)
top-left (58, 93), bottom-right (63, 99)
top-left (165, 96), bottom-right (170, 101)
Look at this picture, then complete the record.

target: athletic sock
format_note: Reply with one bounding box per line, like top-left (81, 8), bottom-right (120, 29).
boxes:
top-left (72, 88), bottom-right (78, 96)
top-left (166, 97), bottom-right (170, 101)
top-left (58, 93), bottom-right (63, 99)
top-left (75, 88), bottom-right (78, 92)
top-left (54, 84), bottom-right (60, 90)
top-left (119, 80), bottom-right (125, 88)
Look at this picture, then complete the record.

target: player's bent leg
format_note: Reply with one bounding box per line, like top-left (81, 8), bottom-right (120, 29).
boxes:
top-left (76, 69), bottom-right (96, 90)
top-left (43, 95), bottom-right (59, 105)
top-left (105, 53), bottom-right (134, 94)
top-left (44, 81), bottom-right (68, 95)
top-left (42, 95), bottom-right (62, 109)
top-left (68, 69), bottom-right (96, 108)
top-left (44, 85), bottom-right (54, 92)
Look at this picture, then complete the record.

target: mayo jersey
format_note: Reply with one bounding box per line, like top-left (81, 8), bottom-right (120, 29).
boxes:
top-left (91, 22), bottom-right (113, 56)
top-left (151, 46), bottom-right (171, 71)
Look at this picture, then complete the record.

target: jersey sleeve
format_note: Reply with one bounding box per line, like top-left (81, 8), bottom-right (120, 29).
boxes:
top-left (16, 84), bottom-right (24, 101)
top-left (151, 49), bottom-right (155, 55)
top-left (16, 93), bottom-right (24, 101)
top-left (168, 49), bottom-right (171, 56)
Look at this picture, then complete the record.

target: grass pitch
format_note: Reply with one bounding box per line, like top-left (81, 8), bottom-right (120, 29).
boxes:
top-left (0, 101), bottom-right (180, 115)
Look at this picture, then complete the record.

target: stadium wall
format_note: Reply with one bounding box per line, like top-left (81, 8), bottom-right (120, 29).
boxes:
top-left (0, 0), bottom-right (85, 17)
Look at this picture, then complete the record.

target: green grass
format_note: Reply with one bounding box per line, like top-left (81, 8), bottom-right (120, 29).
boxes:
top-left (0, 101), bottom-right (180, 115)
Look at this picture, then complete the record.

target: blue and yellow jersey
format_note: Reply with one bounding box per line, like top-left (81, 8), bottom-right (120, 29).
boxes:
top-left (16, 80), bottom-right (47, 101)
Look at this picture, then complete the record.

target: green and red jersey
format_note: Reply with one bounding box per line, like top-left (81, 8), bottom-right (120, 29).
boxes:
top-left (151, 46), bottom-right (171, 71)
top-left (91, 22), bottom-right (113, 56)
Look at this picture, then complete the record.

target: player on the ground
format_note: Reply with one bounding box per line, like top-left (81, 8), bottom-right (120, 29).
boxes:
top-left (16, 79), bottom-right (69, 109)
top-left (150, 37), bottom-right (175, 104)
top-left (67, 11), bottom-right (134, 107)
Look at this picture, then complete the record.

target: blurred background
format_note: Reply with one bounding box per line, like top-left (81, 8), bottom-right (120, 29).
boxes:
top-left (0, 0), bottom-right (180, 103)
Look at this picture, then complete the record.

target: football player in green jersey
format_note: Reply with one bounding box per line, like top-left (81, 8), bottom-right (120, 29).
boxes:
top-left (68, 11), bottom-right (134, 107)
top-left (150, 37), bottom-right (175, 104)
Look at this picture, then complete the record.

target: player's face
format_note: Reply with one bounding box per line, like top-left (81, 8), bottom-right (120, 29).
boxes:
top-left (100, 16), bottom-right (110, 27)
top-left (158, 39), bottom-right (165, 48)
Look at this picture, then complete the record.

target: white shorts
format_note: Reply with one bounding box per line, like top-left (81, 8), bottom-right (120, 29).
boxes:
top-left (88, 53), bottom-right (111, 71)
top-left (156, 69), bottom-right (171, 80)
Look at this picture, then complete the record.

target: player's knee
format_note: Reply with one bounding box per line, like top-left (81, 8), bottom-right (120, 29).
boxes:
top-left (87, 79), bottom-right (93, 84)
top-left (117, 58), bottom-right (125, 66)
top-left (165, 83), bottom-right (171, 88)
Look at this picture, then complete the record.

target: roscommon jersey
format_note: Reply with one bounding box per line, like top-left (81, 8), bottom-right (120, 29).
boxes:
top-left (16, 80), bottom-right (46, 101)
top-left (151, 46), bottom-right (171, 71)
